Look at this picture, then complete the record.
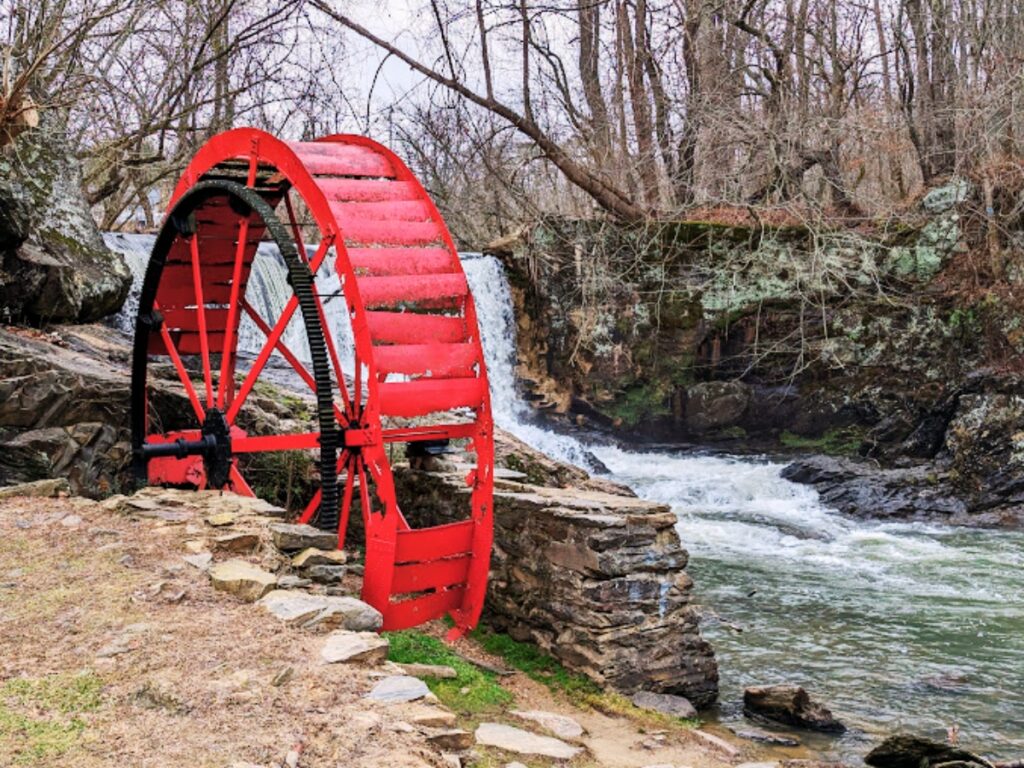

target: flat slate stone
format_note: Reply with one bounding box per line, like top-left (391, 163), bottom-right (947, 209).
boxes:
top-left (510, 709), bottom-right (584, 740)
top-left (183, 552), bottom-right (213, 571)
top-left (208, 559), bottom-right (276, 602)
top-left (269, 523), bottom-right (336, 552)
top-left (259, 590), bottom-right (383, 631)
top-left (365, 675), bottom-right (430, 703)
top-left (321, 631), bottom-right (389, 664)
top-left (213, 533), bottom-right (261, 553)
top-left (396, 662), bottom-right (458, 680)
top-left (474, 723), bottom-right (582, 760)
top-left (260, 590), bottom-right (327, 626)
top-left (631, 690), bottom-right (697, 719)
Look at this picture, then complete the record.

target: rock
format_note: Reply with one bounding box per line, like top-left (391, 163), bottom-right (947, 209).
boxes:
top-left (259, 590), bottom-right (325, 625)
top-left (320, 631), bottom-right (389, 664)
top-left (60, 514), bottom-right (83, 527)
top-left (425, 729), bottom-right (473, 751)
top-left (743, 685), bottom-right (845, 733)
top-left (0, 111), bottom-right (131, 323)
top-left (631, 691), bottom-right (698, 719)
top-left (183, 540), bottom-right (206, 554)
top-left (365, 675), bottom-right (430, 703)
top-left (510, 710), bottom-right (584, 740)
top-left (736, 763), bottom-right (780, 768)
top-left (474, 723), bottom-right (582, 760)
top-left (277, 575), bottom-right (312, 589)
top-left (396, 663), bottom-right (458, 680)
top-left (505, 763), bottom-right (528, 768)
top-left (292, 547), bottom-right (347, 567)
top-left (305, 564), bottom-right (346, 584)
top-left (922, 178), bottom-right (971, 213)
top-left (259, 589), bottom-right (383, 631)
top-left (731, 727), bottom-right (800, 746)
top-left (213, 532), bottom-right (260, 553)
top-left (685, 381), bottom-right (752, 433)
top-left (0, 477), bottom-right (70, 499)
top-left (864, 735), bottom-right (993, 768)
top-left (183, 552), bottom-right (213, 571)
top-left (269, 522), bottom-right (337, 551)
top-left (690, 730), bottom-right (740, 758)
top-left (208, 559), bottom-right (277, 602)
top-left (206, 512), bottom-right (237, 527)
top-left (271, 666), bottom-right (294, 687)
top-left (408, 708), bottom-right (458, 728)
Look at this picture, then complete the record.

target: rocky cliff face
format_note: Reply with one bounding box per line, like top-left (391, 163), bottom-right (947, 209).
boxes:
top-left (0, 111), bottom-right (131, 323)
top-left (493, 184), bottom-right (1024, 526)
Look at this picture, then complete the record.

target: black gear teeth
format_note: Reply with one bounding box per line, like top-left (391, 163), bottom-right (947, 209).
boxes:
top-left (132, 179), bottom-right (340, 530)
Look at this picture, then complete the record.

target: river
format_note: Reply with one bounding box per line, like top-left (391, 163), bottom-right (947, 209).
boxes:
top-left (108, 235), bottom-right (1024, 759)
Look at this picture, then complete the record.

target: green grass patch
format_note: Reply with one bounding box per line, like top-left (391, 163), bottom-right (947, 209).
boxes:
top-left (472, 629), bottom-right (600, 698)
top-left (473, 628), bottom-right (700, 729)
top-left (384, 631), bottom-right (512, 715)
top-left (780, 426), bottom-right (866, 456)
top-left (0, 672), bottom-right (104, 764)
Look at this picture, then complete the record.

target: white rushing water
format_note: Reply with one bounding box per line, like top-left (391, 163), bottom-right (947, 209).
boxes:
top-left (108, 238), bottom-right (1024, 757)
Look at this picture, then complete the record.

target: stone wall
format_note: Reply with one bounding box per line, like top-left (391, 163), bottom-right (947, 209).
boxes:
top-left (393, 466), bottom-right (719, 708)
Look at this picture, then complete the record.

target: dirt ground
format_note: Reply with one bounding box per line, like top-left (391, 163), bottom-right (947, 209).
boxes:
top-left (0, 490), bottom-right (796, 768)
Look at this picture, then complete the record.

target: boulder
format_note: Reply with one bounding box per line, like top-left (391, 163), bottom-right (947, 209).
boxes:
top-left (208, 559), bottom-right (277, 602)
top-left (474, 723), bottom-right (582, 760)
top-left (269, 522), bottom-right (337, 551)
top-left (685, 381), bottom-right (751, 433)
top-left (864, 735), bottom-right (993, 768)
top-left (0, 111), bottom-right (130, 323)
top-left (365, 675), bottom-right (430, 703)
top-left (743, 684), bottom-right (845, 733)
top-left (320, 631), bottom-right (389, 664)
top-left (630, 691), bottom-right (698, 719)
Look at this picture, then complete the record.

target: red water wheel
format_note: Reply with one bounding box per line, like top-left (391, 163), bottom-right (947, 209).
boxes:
top-left (131, 129), bottom-right (494, 637)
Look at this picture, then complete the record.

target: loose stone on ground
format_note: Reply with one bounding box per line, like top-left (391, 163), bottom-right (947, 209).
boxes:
top-left (320, 630), bottom-right (389, 665)
top-left (269, 522), bottom-right (337, 551)
top-left (509, 709), bottom-right (585, 740)
top-left (208, 559), bottom-right (276, 602)
top-left (474, 722), bottom-right (583, 760)
top-left (631, 691), bottom-right (698, 719)
top-left (259, 589), bottom-right (383, 631)
top-left (366, 675), bottom-right (431, 703)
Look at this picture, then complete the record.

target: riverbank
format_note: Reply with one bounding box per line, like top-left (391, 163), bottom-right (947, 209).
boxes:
top-left (0, 484), bottom-right (795, 768)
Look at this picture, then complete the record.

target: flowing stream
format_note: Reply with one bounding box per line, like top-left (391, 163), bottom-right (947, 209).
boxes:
top-left (109, 237), bottom-right (1024, 759)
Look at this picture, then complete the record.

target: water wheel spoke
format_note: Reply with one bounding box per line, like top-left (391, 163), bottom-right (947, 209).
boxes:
top-left (337, 453), bottom-right (357, 549)
top-left (217, 210), bottom-right (252, 408)
top-left (188, 228), bottom-right (214, 407)
top-left (229, 464), bottom-right (256, 497)
top-left (153, 300), bottom-right (205, 421)
top-left (232, 432), bottom-right (322, 453)
top-left (297, 449), bottom-right (351, 526)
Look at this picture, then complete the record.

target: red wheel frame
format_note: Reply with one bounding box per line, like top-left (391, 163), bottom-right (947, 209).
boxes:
top-left (131, 129), bottom-right (494, 637)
